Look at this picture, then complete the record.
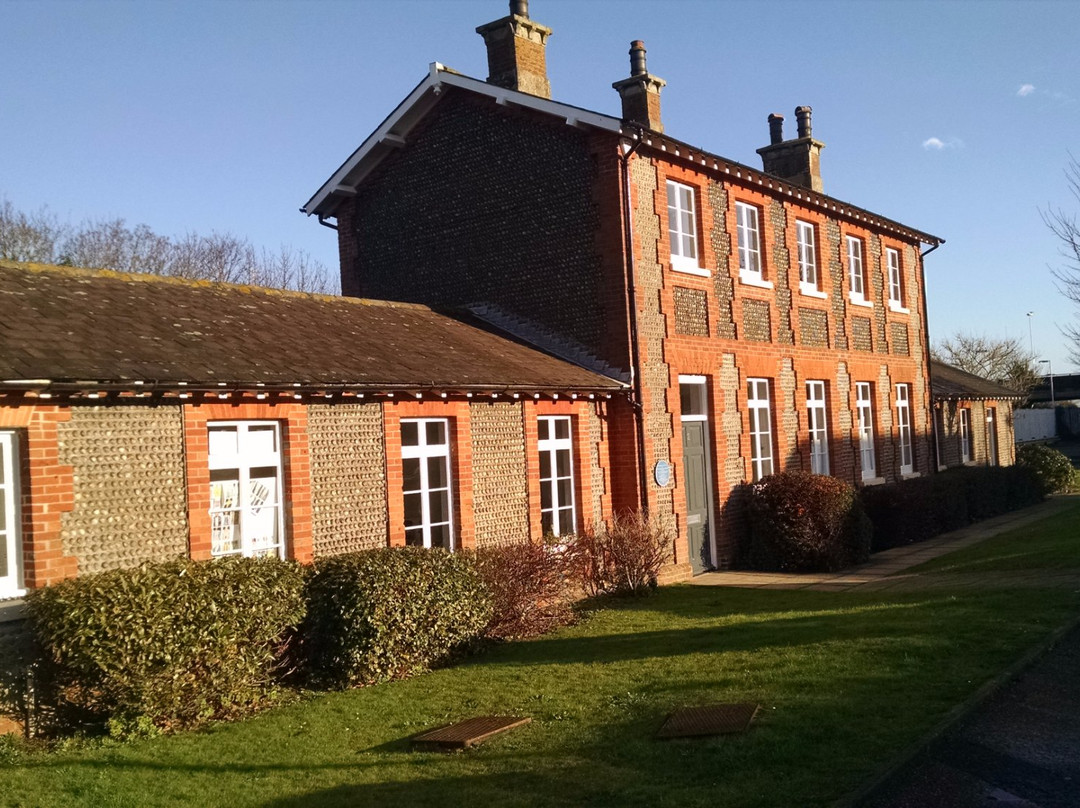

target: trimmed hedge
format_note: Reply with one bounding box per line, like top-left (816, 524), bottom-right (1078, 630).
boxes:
top-left (746, 472), bottom-right (871, 572)
top-left (26, 557), bottom-right (306, 735)
top-left (863, 465), bottom-right (1044, 552)
top-left (302, 548), bottom-right (492, 689)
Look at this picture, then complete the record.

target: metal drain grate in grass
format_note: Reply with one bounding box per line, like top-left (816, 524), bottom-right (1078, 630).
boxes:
top-left (656, 703), bottom-right (760, 739)
top-left (411, 716), bottom-right (532, 751)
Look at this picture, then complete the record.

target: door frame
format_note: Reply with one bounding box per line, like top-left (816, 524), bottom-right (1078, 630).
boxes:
top-left (678, 375), bottom-right (717, 572)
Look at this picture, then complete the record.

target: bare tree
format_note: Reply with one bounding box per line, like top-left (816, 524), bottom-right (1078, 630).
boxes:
top-left (0, 201), bottom-right (67, 263)
top-left (0, 200), bottom-right (337, 293)
top-left (933, 333), bottom-right (1041, 395)
top-left (1044, 155), bottom-right (1080, 365)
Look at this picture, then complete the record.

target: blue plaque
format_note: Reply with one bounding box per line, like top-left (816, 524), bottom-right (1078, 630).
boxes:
top-left (653, 460), bottom-right (671, 487)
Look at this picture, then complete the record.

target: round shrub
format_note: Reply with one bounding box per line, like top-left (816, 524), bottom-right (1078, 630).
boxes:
top-left (302, 548), bottom-right (492, 689)
top-left (1017, 443), bottom-right (1077, 495)
top-left (747, 472), bottom-right (871, 572)
top-left (26, 556), bottom-right (306, 735)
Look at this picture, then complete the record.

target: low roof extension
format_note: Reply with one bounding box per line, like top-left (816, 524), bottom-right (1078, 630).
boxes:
top-left (0, 260), bottom-right (627, 402)
top-left (930, 359), bottom-right (1024, 402)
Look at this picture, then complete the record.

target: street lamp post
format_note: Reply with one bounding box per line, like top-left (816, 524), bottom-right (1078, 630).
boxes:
top-left (1027, 311), bottom-right (1035, 356)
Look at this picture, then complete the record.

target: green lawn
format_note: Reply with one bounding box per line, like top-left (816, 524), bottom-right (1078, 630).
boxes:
top-left (3, 508), bottom-right (1080, 808)
top-left (910, 499), bottom-right (1080, 573)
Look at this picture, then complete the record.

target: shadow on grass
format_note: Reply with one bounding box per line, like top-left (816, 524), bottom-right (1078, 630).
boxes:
top-left (471, 592), bottom-right (976, 670)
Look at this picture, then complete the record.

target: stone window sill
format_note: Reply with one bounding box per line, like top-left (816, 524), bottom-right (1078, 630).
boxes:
top-left (889, 302), bottom-right (910, 314)
top-left (739, 272), bottom-right (773, 290)
top-left (800, 284), bottom-right (827, 299)
top-left (849, 295), bottom-right (873, 308)
top-left (902, 471), bottom-right (921, 480)
top-left (861, 476), bottom-right (887, 486)
top-left (671, 260), bottom-right (710, 278)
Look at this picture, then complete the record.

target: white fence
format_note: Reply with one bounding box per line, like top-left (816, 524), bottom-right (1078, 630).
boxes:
top-left (1014, 408), bottom-right (1056, 443)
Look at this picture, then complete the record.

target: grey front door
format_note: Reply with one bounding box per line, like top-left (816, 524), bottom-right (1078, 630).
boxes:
top-left (681, 421), bottom-right (713, 574)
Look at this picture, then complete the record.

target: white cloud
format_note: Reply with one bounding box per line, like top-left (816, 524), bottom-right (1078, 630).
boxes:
top-left (922, 136), bottom-right (964, 151)
top-left (1018, 83), bottom-right (1036, 97)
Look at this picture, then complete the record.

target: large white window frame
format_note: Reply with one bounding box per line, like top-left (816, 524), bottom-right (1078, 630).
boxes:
top-left (0, 431), bottom-right (24, 599)
top-left (737, 202), bottom-right (770, 287)
top-left (208, 421), bottom-right (285, 559)
top-left (537, 416), bottom-right (576, 537)
top-left (959, 408), bottom-right (972, 463)
top-left (797, 220), bottom-right (824, 297)
top-left (666, 180), bottom-right (705, 275)
top-left (856, 382), bottom-right (877, 481)
top-left (806, 381), bottom-right (830, 475)
top-left (401, 418), bottom-right (455, 550)
top-left (987, 408), bottom-right (999, 467)
top-left (887, 248), bottom-right (907, 311)
top-left (747, 378), bottom-right (774, 481)
top-left (896, 384), bottom-right (913, 475)
top-left (847, 236), bottom-right (870, 306)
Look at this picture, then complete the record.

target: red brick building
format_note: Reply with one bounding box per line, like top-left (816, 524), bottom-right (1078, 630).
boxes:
top-left (303, 1), bottom-right (945, 575)
top-left (0, 261), bottom-right (625, 607)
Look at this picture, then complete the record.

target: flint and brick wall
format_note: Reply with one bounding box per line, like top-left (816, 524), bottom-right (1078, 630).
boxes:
top-left (336, 91), bottom-right (631, 372)
top-left (308, 403), bottom-right (387, 556)
top-left (633, 148), bottom-right (935, 571)
top-left (58, 407), bottom-right (188, 574)
top-left (3, 394), bottom-right (617, 595)
top-left (470, 402), bottom-right (529, 547)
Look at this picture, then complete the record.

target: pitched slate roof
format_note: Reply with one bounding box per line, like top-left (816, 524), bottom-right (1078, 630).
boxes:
top-left (930, 359), bottom-right (1024, 402)
top-left (304, 63), bottom-right (943, 248)
top-left (0, 261), bottom-right (626, 396)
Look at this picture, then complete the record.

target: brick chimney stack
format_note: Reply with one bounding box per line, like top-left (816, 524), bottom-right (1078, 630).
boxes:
top-left (612, 40), bottom-right (666, 132)
top-left (756, 106), bottom-right (825, 193)
top-left (476, 0), bottom-right (553, 99)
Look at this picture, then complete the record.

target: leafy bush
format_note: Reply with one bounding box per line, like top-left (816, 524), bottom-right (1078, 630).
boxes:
top-left (1017, 443), bottom-right (1078, 495)
top-left (473, 541), bottom-right (576, 640)
top-left (747, 472), bottom-right (871, 572)
top-left (25, 557), bottom-right (306, 735)
top-left (302, 548), bottom-right (492, 689)
top-left (566, 511), bottom-right (672, 596)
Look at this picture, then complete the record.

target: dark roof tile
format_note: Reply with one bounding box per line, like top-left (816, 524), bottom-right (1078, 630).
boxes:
top-left (0, 261), bottom-right (625, 392)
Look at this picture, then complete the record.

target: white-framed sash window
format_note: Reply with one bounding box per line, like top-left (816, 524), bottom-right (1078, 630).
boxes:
top-left (896, 384), bottom-right (913, 475)
top-left (887, 248), bottom-right (906, 310)
top-left (208, 421), bottom-right (285, 559)
top-left (537, 416), bottom-right (576, 537)
top-left (747, 378), bottom-right (774, 481)
top-left (959, 408), bottom-right (972, 463)
top-left (737, 202), bottom-right (766, 284)
top-left (666, 180), bottom-right (704, 274)
top-left (847, 236), bottom-right (868, 305)
top-left (401, 418), bottom-right (454, 549)
top-left (797, 220), bottom-right (821, 295)
top-left (806, 380), bottom-right (830, 475)
top-left (856, 382), bottom-right (877, 480)
top-left (0, 431), bottom-right (24, 599)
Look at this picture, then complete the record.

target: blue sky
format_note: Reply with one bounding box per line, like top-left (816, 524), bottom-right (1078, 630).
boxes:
top-left (4, 0), bottom-right (1079, 372)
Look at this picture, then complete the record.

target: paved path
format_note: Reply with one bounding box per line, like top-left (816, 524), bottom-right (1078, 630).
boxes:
top-left (857, 622), bottom-right (1080, 808)
top-left (690, 496), bottom-right (1079, 592)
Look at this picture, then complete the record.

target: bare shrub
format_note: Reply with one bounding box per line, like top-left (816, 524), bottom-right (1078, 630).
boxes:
top-left (567, 512), bottom-right (671, 597)
top-left (473, 541), bottom-right (576, 640)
